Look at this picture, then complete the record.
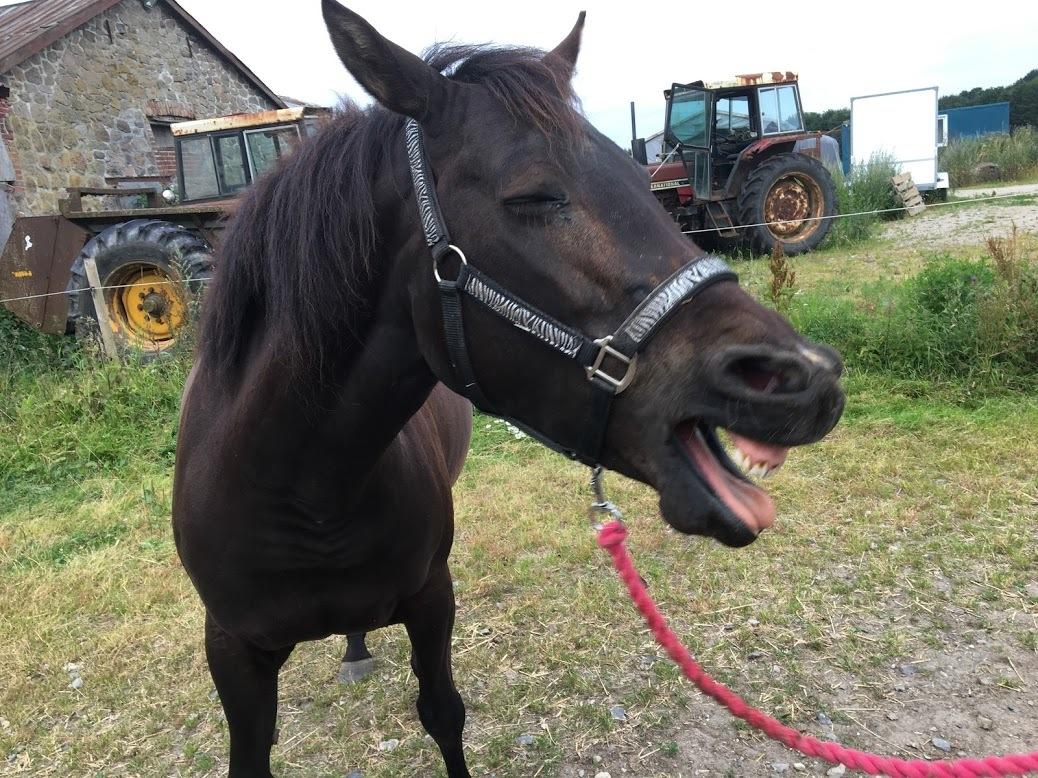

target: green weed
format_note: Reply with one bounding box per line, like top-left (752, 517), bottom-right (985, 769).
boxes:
top-left (825, 152), bottom-right (901, 247)
top-left (940, 126), bottom-right (1038, 186)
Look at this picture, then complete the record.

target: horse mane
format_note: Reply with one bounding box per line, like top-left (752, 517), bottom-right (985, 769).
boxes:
top-left (198, 43), bottom-right (583, 376)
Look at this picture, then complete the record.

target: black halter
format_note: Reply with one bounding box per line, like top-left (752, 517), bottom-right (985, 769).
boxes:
top-left (405, 118), bottom-right (738, 467)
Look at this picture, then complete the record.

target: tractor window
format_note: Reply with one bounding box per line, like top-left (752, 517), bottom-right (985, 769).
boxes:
top-left (759, 85), bottom-right (803, 134)
top-left (245, 125), bottom-right (302, 180)
top-left (214, 134), bottom-right (249, 194)
top-left (667, 86), bottom-right (709, 148)
top-left (778, 86), bottom-right (803, 131)
top-left (179, 137), bottom-right (220, 201)
top-left (715, 94), bottom-right (751, 139)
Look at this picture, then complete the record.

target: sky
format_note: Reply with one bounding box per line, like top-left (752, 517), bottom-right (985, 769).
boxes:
top-left (8, 0), bottom-right (1038, 145)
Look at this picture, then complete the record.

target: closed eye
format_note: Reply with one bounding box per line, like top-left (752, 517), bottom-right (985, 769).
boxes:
top-left (503, 192), bottom-right (570, 216)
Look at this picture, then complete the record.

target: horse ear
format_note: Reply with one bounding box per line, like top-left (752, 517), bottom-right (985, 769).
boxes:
top-left (321, 0), bottom-right (453, 122)
top-left (544, 11), bottom-right (586, 82)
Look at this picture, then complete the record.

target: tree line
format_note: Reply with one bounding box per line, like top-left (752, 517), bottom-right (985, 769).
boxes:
top-left (803, 70), bottom-right (1037, 132)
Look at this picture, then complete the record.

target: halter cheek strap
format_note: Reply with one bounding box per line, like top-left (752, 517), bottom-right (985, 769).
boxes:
top-left (405, 118), bottom-right (738, 467)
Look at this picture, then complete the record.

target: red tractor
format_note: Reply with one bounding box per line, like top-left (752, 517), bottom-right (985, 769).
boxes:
top-left (636, 72), bottom-right (838, 255)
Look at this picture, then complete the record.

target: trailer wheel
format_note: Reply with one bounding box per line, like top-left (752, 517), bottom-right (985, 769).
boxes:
top-left (737, 153), bottom-right (836, 255)
top-left (66, 220), bottom-right (213, 359)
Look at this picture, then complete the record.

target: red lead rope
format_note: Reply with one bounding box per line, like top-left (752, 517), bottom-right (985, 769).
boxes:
top-left (597, 521), bottom-right (1038, 777)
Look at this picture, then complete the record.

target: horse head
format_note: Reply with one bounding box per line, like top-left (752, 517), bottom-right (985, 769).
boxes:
top-left (322, 0), bottom-right (845, 547)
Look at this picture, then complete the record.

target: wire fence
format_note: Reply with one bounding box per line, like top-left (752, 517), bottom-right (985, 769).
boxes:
top-left (682, 189), bottom-right (1030, 235)
top-left (0, 276), bottom-right (212, 307)
top-left (0, 189), bottom-right (1033, 308)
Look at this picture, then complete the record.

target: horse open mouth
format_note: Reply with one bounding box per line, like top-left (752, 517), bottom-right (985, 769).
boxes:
top-left (672, 421), bottom-right (790, 546)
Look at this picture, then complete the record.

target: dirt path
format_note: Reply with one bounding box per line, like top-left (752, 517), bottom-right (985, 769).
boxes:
top-left (558, 615), bottom-right (1038, 777)
top-left (953, 183), bottom-right (1038, 199)
top-left (881, 192), bottom-right (1038, 249)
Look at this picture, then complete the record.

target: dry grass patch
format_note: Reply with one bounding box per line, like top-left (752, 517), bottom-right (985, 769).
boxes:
top-left (2, 392), bottom-right (1036, 776)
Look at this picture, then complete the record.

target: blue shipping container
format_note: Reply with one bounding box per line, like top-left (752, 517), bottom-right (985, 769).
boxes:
top-left (943, 102), bottom-right (1010, 140)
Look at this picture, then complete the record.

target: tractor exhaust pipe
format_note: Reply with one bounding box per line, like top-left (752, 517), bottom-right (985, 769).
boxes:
top-left (630, 101), bottom-right (648, 165)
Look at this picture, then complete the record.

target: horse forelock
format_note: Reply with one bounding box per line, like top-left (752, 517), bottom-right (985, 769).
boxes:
top-left (199, 44), bottom-right (586, 378)
top-left (427, 43), bottom-right (585, 149)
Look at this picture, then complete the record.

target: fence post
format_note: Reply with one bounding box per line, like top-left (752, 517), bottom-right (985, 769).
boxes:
top-left (82, 256), bottom-right (119, 360)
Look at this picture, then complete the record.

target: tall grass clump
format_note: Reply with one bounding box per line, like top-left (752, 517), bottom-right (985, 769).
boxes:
top-left (940, 126), bottom-right (1038, 186)
top-left (825, 152), bottom-right (901, 246)
top-left (791, 227), bottom-right (1038, 394)
top-left (0, 309), bottom-right (191, 497)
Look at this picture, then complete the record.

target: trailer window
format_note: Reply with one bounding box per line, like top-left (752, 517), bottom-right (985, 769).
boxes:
top-left (179, 137), bottom-right (220, 201)
top-left (715, 94), bottom-right (751, 139)
top-left (667, 86), bottom-right (709, 148)
top-left (759, 85), bottom-right (803, 134)
top-left (246, 125), bottom-right (302, 179)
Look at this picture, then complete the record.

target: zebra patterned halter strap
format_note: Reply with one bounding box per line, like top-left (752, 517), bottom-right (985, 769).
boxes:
top-left (404, 118), bottom-right (738, 466)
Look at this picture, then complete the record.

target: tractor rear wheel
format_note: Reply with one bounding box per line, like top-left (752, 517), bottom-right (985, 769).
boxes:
top-left (736, 153), bottom-right (836, 255)
top-left (66, 220), bottom-right (213, 359)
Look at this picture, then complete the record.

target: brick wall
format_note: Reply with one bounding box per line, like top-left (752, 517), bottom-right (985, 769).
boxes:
top-left (154, 148), bottom-right (178, 179)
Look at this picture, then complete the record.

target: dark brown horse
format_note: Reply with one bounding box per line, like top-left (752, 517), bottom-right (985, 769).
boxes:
top-left (172, 2), bottom-right (845, 776)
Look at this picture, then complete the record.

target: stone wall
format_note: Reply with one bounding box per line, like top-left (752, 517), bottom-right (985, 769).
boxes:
top-left (0, 0), bottom-right (278, 216)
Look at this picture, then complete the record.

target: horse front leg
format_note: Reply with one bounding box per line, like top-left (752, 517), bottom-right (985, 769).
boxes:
top-left (402, 564), bottom-right (470, 778)
top-left (205, 612), bottom-right (295, 778)
top-left (338, 631), bottom-right (376, 684)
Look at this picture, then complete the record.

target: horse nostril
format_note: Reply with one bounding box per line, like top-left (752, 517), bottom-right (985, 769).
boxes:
top-left (727, 356), bottom-right (809, 395)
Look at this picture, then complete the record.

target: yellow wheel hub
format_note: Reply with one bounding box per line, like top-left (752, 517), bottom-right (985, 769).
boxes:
top-left (105, 264), bottom-right (188, 349)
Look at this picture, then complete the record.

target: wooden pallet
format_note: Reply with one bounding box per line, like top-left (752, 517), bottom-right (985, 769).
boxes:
top-left (891, 172), bottom-right (926, 216)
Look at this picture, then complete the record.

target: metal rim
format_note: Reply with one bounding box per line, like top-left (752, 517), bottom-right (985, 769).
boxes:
top-left (763, 172), bottom-right (825, 241)
top-left (103, 263), bottom-right (187, 349)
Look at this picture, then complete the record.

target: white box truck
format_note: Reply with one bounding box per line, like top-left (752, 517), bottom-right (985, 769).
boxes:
top-left (850, 86), bottom-right (949, 192)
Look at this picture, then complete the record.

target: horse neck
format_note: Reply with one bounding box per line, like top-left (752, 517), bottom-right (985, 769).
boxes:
top-left (207, 247), bottom-right (439, 505)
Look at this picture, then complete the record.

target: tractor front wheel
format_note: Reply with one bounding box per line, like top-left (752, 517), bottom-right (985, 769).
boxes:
top-left (66, 220), bottom-right (213, 359)
top-left (737, 153), bottom-right (836, 255)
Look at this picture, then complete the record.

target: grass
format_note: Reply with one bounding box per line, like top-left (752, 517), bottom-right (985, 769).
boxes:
top-left (1, 229), bottom-right (1036, 776)
top-left (824, 153), bottom-right (901, 248)
top-left (940, 126), bottom-right (1038, 187)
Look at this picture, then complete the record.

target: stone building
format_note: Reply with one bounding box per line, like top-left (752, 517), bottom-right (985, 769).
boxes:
top-left (0, 0), bottom-right (284, 238)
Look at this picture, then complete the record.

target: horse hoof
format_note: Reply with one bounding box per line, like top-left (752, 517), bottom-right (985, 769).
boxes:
top-left (338, 657), bottom-right (376, 684)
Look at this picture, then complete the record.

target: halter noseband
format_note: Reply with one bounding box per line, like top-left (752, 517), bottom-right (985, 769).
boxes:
top-left (405, 118), bottom-right (738, 467)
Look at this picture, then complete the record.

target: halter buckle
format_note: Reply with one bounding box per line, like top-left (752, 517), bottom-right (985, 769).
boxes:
top-left (586, 336), bottom-right (638, 393)
top-left (433, 244), bottom-right (468, 283)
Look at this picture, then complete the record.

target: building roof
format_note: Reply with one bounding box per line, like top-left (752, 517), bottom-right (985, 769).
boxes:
top-left (0, 0), bottom-right (284, 107)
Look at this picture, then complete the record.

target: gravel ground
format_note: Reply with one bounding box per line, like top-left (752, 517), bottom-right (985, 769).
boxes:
top-left (882, 188), bottom-right (1038, 249)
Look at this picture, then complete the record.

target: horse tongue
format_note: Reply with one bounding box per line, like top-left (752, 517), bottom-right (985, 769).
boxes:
top-left (727, 432), bottom-right (789, 470)
top-left (679, 427), bottom-right (776, 534)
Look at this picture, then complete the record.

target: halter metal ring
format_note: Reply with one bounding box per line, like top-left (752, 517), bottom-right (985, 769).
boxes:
top-left (433, 244), bottom-right (468, 283)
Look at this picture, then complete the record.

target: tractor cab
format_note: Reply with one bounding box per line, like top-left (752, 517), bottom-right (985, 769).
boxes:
top-left (642, 72), bottom-right (836, 255)
top-left (662, 73), bottom-right (813, 200)
top-left (171, 107), bottom-right (324, 203)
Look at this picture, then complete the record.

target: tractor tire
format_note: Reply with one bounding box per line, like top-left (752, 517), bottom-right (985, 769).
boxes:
top-left (66, 219), bottom-right (213, 360)
top-left (736, 153), bottom-right (836, 255)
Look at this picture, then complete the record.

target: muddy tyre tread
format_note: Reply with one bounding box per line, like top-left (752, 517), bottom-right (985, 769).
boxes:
top-left (736, 153), bottom-right (836, 256)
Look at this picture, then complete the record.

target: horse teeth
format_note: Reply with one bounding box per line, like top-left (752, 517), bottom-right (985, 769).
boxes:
top-left (749, 463), bottom-right (768, 478)
top-left (732, 449), bottom-right (750, 472)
